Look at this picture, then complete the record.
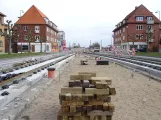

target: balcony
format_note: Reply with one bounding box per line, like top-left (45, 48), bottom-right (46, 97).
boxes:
top-left (146, 29), bottom-right (154, 33)
top-left (148, 39), bottom-right (154, 42)
top-left (35, 30), bottom-right (40, 33)
top-left (147, 20), bottom-right (154, 24)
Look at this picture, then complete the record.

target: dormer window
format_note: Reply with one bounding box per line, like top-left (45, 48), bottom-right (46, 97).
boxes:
top-left (50, 22), bottom-right (52, 26)
top-left (147, 17), bottom-right (153, 20)
top-left (123, 20), bottom-right (126, 24)
top-left (44, 18), bottom-right (49, 24)
top-left (136, 16), bottom-right (144, 21)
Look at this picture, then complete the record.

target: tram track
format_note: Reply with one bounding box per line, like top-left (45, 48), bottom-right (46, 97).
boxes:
top-left (0, 54), bottom-right (73, 89)
top-left (86, 52), bottom-right (161, 80)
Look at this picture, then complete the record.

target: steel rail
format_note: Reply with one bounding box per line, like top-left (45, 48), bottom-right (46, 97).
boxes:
top-left (0, 54), bottom-right (73, 88)
top-left (86, 52), bottom-right (161, 80)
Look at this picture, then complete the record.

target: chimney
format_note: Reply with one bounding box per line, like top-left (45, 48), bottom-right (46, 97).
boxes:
top-left (135, 6), bottom-right (138, 9)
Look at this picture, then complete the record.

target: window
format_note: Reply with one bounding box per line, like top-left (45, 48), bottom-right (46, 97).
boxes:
top-left (123, 36), bottom-right (125, 40)
top-left (22, 45), bottom-right (28, 50)
top-left (24, 26), bottom-right (28, 31)
top-left (24, 35), bottom-right (28, 40)
top-left (147, 17), bottom-right (153, 20)
top-left (47, 27), bottom-right (49, 32)
top-left (147, 25), bottom-right (152, 30)
top-left (44, 18), bottom-right (49, 24)
top-left (136, 16), bottom-right (144, 21)
top-left (50, 22), bottom-right (52, 26)
top-left (46, 45), bottom-right (49, 51)
top-left (135, 34), bottom-right (144, 39)
top-left (123, 28), bottom-right (125, 32)
top-left (0, 41), bottom-right (3, 47)
top-left (136, 25), bottom-right (143, 30)
top-left (35, 35), bottom-right (40, 40)
top-left (123, 20), bottom-right (126, 24)
top-left (35, 26), bottom-right (40, 33)
top-left (47, 36), bottom-right (49, 40)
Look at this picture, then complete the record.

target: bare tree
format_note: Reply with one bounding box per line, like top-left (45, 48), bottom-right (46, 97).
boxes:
top-left (26, 29), bottom-right (34, 52)
top-left (142, 28), bottom-right (154, 52)
top-left (0, 21), bottom-right (20, 54)
top-left (127, 33), bottom-right (137, 50)
top-left (39, 35), bottom-right (45, 53)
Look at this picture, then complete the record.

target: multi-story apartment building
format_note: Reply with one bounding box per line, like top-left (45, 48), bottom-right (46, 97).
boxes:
top-left (0, 12), bottom-right (6, 53)
top-left (14, 5), bottom-right (58, 53)
top-left (58, 31), bottom-right (65, 51)
top-left (113, 4), bottom-right (161, 52)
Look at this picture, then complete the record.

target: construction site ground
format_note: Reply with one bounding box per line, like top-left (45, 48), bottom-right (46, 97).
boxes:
top-left (17, 55), bottom-right (161, 120)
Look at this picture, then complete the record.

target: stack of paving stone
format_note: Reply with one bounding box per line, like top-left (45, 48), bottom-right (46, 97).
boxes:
top-left (57, 72), bottom-right (116, 120)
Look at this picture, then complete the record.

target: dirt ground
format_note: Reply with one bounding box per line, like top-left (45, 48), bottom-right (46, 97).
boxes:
top-left (17, 55), bottom-right (161, 120)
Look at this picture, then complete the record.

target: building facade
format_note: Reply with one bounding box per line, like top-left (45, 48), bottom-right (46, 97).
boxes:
top-left (58, 31), bottom-right (65, 51)
top-left (14, 5), bottom-right (58, 53)
top-left (62, 40), bottom-right (66, 50)
top-left (113, 4), bottom-right (161, 52)
top-left (0, 12), bottom-right (6, 53)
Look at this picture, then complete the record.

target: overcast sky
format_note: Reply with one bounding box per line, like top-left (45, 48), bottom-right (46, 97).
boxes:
top-left (0, 0), bottom-right (161, 47)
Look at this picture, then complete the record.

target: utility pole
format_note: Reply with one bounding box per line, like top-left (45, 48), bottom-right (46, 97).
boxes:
top-left (100, 40), bottom-right (102, 51)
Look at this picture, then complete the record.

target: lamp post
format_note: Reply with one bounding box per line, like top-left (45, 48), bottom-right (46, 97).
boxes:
top-left (20, 10), bottom-right (24, 17)
top-left (111, 35), bottom-right (113, 46)
top-left (19, 10), bottom-right (24, 54)
top-left (155, 10), bottom-right (160, 53)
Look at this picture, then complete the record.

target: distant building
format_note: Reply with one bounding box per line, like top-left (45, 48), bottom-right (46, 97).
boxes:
top-left (113, 4), bottom-right (161, 52)
top-left (0, 12), bottom-right (6, 53)
top-left (58, 31), bottom-right (65, 51)
top-left (14, 5), bottom-right (59, 53)
top-left (62, 40), bottom-right (66, 50)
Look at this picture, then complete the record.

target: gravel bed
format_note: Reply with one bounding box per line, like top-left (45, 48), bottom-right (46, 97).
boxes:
top-left (17, 55), bottom-right (161, 120)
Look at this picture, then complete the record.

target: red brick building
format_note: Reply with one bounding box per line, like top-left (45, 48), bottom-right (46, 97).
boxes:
top-left (0, 12), bottom-right (6, 53)
top-left (14, 5), bottom-right (59, 53)
top-left (113, 4), bottom-right (161, 52)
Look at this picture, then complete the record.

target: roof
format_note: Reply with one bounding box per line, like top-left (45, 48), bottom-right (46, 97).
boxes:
top-left (124, 8), bottom-right (138, 20)
top-left (113, 4), bottom-right (152, 32)
top-left (35, 5), bottom-right (47, 18)
top-left (16, 5), bottom-right (47, 24)
top-left (0, 12), bottom-right (6, 17)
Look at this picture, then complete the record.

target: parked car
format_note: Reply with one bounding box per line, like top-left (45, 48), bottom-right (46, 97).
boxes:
top-left (136, 48), bottom-right (147, 52)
